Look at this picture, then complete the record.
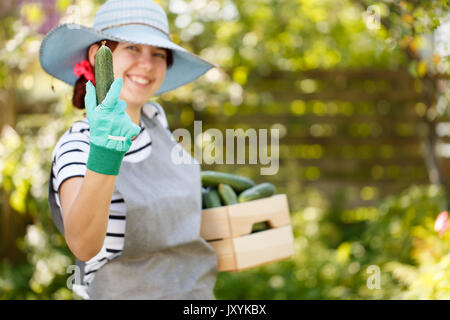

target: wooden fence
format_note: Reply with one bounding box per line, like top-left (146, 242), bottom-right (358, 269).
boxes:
top-left (165, 69), bottom-right (449, 210)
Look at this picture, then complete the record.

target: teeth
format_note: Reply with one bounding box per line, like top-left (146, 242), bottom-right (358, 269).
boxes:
top-left (129, 76), bottom-right (150, 85)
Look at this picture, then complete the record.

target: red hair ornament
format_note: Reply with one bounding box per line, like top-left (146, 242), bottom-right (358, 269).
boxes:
top-left (73, 59), bottom-right (95, 85)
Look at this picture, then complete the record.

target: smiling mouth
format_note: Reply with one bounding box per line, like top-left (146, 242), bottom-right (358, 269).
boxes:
top-left (127, 75), bottom-right (152, 86)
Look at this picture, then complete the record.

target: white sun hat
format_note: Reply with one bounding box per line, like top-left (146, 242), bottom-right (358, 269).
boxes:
top-left (39, 0), bottom-right (216, 95)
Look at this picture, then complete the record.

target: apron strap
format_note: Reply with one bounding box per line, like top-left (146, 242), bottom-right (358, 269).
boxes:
top-left (48, 159), bottom-right (65, 236)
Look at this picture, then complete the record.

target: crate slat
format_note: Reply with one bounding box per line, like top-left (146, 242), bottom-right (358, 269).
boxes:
top-left (209, 225), bottom-right (295, 272)
top-left (200, 194), bottom-right (291, 240)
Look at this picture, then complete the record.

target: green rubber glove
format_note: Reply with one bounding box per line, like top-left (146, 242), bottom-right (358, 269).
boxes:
top-left (84, 78), bottom-right (141, 175)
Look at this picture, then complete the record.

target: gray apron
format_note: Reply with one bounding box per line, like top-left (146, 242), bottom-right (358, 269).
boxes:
top-left (48, 109), bottom-right (218, 300)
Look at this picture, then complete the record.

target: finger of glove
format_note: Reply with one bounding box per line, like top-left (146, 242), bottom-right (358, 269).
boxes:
top-left (85, 81), bottom-right (97, 114)
top-left (114, 99), bottom-right (127, 115)
top-left (127, 122), bottom-right (142, 138)
top-left (101, 78), bottom-right (123, 111)
top-left (118, 114), bottom-right (141, 139)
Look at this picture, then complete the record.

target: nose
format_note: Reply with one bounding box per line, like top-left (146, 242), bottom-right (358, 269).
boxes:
top-left (137, 51), bottom-right (155, 71)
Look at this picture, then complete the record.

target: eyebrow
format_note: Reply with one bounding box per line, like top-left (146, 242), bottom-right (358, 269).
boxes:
top-left (123, 43), bottom-right (166, 52)
top-left (124, 43), bottom-right (160, 48)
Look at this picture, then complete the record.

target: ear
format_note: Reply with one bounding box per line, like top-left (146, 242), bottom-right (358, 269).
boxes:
top-left (87, 43), bottom-right (100, 67)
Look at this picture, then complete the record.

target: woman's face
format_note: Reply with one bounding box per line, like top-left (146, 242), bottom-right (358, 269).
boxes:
top-left (90, 42), bottom-right (168, 108)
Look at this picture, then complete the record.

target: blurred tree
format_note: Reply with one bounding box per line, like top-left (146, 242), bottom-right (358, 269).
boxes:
top-left (1, 0), bottom-right (27, 265)
top-left (1, 0), bottom-right (450, 299)
top-left (355, 0), bottom-right (450, 202)
top-left (0, 0), bottom-right (77, 298)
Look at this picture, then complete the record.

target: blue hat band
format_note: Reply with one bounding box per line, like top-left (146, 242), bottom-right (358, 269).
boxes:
top-left (100, 22), bottom-right (171, 39)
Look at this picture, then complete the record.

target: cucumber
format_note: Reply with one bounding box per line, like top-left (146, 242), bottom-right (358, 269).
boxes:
top-left (201, 187), bottom-right (209, 209)
top-left (203, 188), bottom-right (222, 208)
top-left (201, 171), bottom-right (255, 192)
top-left (95, 41), bottom-right (114, 105)
top-left (237, 182), bottom-right (276, 203)
top-left (218, 184), bottom-right (238, 205)
top-left (251, 221), bottom-right (271, 233)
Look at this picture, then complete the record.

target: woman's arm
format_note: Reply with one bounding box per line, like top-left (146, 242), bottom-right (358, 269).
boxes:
top-left (58, 78), bottom-right (139, 262)
top-left (59, 170), bottom-right (117, 262)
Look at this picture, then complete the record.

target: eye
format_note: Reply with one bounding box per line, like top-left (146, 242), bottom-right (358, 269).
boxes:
top-left (127, 45), bottom-right (138, 51)
top-left (154, 52), bottom-right (166, 59)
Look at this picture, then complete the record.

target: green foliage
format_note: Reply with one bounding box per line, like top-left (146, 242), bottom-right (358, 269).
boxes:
top-left (358, 0), bottom-right (450, 77)
top-left (215, 184), bottom-right (450, 299)
top-left (1, 0), bottom-right (450, 300)
top-left (0, 106), bottom-right (85, 299)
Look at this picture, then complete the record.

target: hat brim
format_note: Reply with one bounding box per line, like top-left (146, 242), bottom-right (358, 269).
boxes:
top-left (39, 23), bottom-right (216, 95)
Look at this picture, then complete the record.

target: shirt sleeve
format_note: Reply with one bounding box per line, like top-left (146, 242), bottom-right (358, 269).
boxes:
top-left (52, 122), bottom-right (90, 192)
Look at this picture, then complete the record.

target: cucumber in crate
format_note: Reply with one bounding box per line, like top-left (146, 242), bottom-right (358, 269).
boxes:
top-left (201, 171), bottom-right (277, 234)
top-left (199, 171), bottom-right (294, 272)
top-left (201, 171), bottom-right (276, 208)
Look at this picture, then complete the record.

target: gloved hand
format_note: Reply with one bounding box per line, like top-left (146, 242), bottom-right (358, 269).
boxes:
top-left (85, 78), bottom-right (141, 175)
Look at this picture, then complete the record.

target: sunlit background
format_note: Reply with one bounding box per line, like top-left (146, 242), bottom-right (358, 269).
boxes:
top-left (1, 0), bottom-right (450, 299)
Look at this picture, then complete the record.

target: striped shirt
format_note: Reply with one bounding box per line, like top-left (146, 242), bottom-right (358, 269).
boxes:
top-left (51, 102), bottom-right (170, 299)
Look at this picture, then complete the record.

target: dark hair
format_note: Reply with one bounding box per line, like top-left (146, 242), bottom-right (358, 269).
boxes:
top-left (72, 40), bottom-right (174, 110)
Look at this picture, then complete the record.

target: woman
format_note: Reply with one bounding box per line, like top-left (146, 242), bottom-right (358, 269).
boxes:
top-left (39, 0), bottom-right (218, 300)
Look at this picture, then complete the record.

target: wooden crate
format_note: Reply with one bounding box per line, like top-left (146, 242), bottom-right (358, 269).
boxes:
top-left (200, 194), bottom-right (295, 272)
